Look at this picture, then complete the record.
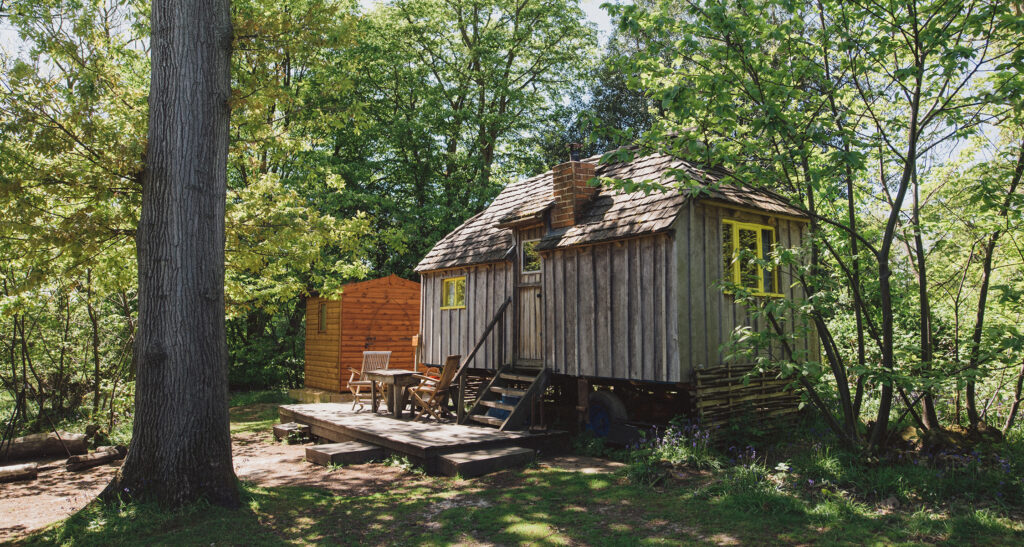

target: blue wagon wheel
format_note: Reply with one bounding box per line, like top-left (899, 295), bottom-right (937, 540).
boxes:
top-left (585, 391), bottom-right (627, 438)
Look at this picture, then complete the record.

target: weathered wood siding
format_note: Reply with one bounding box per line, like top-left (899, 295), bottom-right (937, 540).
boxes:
top-left (420, 262), bottom-right (514, 370)
top-left (516, 225), bottom-right (545, 364)
top-left (304, 297), bottom-right (341, 391)
top-left (542, 234), bottom-right (680, 382)
top-left (303, 275), bottom-right (420, 392)
top-left (676, 202), bottom-right (819, 381)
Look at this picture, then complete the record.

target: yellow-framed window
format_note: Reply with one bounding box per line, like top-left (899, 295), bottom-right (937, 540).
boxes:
top-left (318, 302), bottom-right (327, 332)
top-left (722, 219), bottom-right (781, 296)
top-left (441, 276), bottom-right (466, 310)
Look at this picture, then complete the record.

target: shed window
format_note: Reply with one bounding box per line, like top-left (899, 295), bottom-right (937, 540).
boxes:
top-left (522, 240), bottom-right (541, 273)
top-left (441, 276), bottom-right (466, 310)
top-left (722, 219), bottom-right (780, 296)
top-left (318, 302), bottom-right (327, 332)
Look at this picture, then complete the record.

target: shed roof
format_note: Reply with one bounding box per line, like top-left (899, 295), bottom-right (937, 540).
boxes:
top-left (308, 274), bottom-right (420, 299)
top-left (414, 151), bottom-right (804, 273)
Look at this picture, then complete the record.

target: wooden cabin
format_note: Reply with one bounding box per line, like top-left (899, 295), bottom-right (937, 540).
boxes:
top-left (304, 275), bottom-right (420, 392)
top-left (415, 151), bottom-right (818, 431)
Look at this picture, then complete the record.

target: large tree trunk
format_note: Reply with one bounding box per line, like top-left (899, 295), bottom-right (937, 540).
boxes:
top-left (101, 0), bottom-right (237, 508)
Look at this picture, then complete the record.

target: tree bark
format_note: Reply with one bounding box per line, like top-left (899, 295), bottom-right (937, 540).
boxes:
top-left (101, 0), bottom-right (237, 508)
top-left (966, 142), bottom-right (1024, 429)
top-left (87, 269), bottom-right (102, 415)
top-left (911, 174), bottom-right (940, 429)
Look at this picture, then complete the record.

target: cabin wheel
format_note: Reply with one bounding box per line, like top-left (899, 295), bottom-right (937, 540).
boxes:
top-left (586, 390), bottom-right (628, 438)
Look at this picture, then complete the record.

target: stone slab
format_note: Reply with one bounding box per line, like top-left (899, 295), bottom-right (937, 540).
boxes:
top-left (438, 446), bottom-right (534, 478)
top-left (305, 442), bottom-right (386, 466)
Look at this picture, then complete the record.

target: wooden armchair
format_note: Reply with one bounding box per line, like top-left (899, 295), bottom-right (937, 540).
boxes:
top-left (349, 351), bottom-right (392, 411)
top-left (409, 355), bottom-right (461, 421)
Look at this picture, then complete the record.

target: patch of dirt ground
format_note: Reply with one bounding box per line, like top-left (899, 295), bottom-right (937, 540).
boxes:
top-left (0, 454), bottom-right (120, 541)
top-left (1, 413), bottom-right (625, 542)
top-left (0, 429), bottom-right (428, 542)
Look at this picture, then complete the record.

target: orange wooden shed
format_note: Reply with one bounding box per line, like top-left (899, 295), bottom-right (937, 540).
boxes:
top-left (303, 274), bottom-right (421, 392)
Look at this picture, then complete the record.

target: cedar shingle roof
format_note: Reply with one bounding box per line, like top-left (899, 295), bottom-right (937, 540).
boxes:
top-left (414, 151), bottom-right (804, 272)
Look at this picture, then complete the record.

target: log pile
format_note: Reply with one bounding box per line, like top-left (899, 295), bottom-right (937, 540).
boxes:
top-left (0, 431), bottom-right (88, 462)
top-left (0, 462), bottom-right (38, 483)
top-left (695, 362), bottom-right (801, 430)
top-left (66, 446), bottom-right (127, 472)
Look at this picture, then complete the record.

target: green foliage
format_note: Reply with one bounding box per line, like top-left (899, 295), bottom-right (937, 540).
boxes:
top-left (229, 390), bottom-right (296, 408)
top-left (611, 0), bottom-right (1024, 449)
top-left (571, 431), bottom-right (630, 461)
top-left (382, 454), bottom-right (425, 475)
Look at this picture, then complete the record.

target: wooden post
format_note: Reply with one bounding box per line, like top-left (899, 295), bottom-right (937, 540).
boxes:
top-left (457, 373), bottom-right (466, 423)
top-left (576, 378), bottom-right (590, 432)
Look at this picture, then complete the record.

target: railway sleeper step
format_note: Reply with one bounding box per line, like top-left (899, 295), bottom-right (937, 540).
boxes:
top-left (438, 446), bottom-right (535, 478)
top-left (305, 441), bottom-right (385, 467)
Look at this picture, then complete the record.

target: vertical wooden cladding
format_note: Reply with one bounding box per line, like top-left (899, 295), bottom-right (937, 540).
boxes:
top-left (542, 234), bottom-right (680, 383)
top-left (420, 262), bottom-right (514, 371)
top-left (303, 275), bottom-right (420, 392)
top-left (676, 203), bottom-right (818, 380)
top-left (516, 225), bottom-right (544, 363)
top-left (305, 297), bottom-right (341, 391)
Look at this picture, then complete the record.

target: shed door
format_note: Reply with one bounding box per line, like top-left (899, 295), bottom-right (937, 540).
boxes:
top-left (516, 231), bottom-right (544, 367)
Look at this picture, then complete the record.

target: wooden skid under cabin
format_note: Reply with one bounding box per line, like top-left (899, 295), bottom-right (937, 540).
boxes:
top-left (304, 275), bottom-right (420, 392)
top-left (415, 149), bottom-right (819, 428)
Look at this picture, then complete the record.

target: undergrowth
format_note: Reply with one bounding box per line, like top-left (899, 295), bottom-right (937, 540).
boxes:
top-left (590, 415), bottom-right (1024, 514)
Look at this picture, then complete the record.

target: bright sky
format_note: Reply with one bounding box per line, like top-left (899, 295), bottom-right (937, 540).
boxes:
top-left (581, 0), bottom-right (617, 41)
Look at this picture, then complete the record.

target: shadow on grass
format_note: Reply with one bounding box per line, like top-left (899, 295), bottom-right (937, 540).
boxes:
top-left (229, 404), bottom-right (282, 435)
top-left (17, 466), bottom-right (1024, 546)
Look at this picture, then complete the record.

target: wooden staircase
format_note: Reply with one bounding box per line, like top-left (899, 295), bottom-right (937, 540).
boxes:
top-left (461, 366), bottom-right (550, 431)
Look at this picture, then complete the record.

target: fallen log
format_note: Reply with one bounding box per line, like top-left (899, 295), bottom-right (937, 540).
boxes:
top-left (0, 462), bottom-right (38, 483)
top-left (65, 446), bottom-right (127, 472)
top-left (0, 431), bottom-right (88, 462)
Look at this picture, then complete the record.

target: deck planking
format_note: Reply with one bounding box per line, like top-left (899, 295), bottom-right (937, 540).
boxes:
top-left (278, 403), bottom-right (568, 471)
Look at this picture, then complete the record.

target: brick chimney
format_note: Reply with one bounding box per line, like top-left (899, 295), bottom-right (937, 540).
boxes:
top-left (551, 161), bottom-right (598, 229)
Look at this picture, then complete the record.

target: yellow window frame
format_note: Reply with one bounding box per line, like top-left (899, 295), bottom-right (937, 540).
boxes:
top-left (440, 276), bottom-right (466, 310)
top-left (318, 302), bottom-right (327, 332)
top-left (723, 219), bottom-right (782, 297)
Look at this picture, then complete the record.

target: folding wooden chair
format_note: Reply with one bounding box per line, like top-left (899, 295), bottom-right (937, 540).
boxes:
top-left (409, 355), bottom-right (460, 421)
top-left (349, 351), bottom-right (392, 411)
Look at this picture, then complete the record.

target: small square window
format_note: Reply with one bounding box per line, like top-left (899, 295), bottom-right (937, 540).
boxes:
top-left (441, 276), bottom-right (466, 310)
top-left (522, 240), bottom-right (541, 273)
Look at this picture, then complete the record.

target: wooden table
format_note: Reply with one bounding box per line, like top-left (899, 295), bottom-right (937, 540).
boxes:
top-left (364, 370), bottom-right (421, 418)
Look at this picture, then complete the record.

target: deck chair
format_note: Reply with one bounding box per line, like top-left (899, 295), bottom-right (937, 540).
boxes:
top-left (349, 351), bottom-right (392, 411)
top-left (409, 355), bottom-right (461, 421)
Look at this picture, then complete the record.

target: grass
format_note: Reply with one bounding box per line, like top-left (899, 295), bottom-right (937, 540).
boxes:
top-left (228, 390), bottom-right (296, 435)
top-left (15, 398), bottom-right (1024, 545)
top-left (17, 464), bottom-right (1024, 546)
top-left (229, 389), bottom-right (296, 408)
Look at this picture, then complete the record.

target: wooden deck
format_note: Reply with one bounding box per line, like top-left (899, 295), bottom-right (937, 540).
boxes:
top-left (278, 403), bottom-right (569, 473)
